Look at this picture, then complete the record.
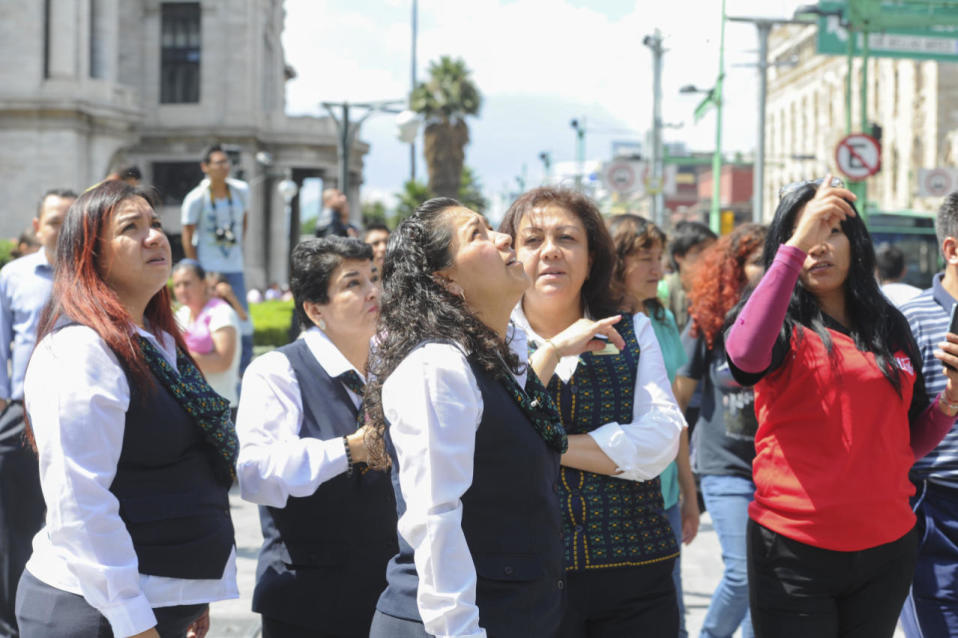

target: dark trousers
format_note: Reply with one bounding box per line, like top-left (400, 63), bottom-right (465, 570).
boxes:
top-left (900, 481), bottom-right (958, 638)
top-left (263, 614), bottom-right (371, 638)
top-left (558, 559), bottom-right (678, 638)
top-left (15, 570), bottom-right (206, 638)
top-left (0, 403), bottom-right (44, 638)
top-left (747, 519), bottom-right (918, 638)
top-left (368, 610), bottom-right (432, 638)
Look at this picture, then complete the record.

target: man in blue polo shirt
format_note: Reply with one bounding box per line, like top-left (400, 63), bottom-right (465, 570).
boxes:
top-left (900, 190), bottom-right (958, 638)
top-left (0, 188), bottom-right (75, 638)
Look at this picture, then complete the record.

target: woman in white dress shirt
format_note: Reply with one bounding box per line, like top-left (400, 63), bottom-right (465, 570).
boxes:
top-left (366, 198), bottom-right (607, 638)
top-left (15, 180), bottom-right (238, 638)
top-left (235, 236), bottom-right (396, 638)
top-left (500, 186), bottom-right (686, 638)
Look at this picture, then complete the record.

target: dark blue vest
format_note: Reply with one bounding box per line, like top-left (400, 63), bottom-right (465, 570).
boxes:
top-left (547, 314), bottom-right (678, 571)
top-left (252, 339), bottom-right (397, 634)
top-left (109, 364), bottom-right (234, 580)
top-left (376, 354), bottom-right (565, 638)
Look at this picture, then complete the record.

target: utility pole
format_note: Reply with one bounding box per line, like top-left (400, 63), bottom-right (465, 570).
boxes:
top-left (643, 30), bottom-right (665, 227)
top-left (410, 0), bottom-right (418, 182)
top-left (711, 0), bottom-right (726, 234)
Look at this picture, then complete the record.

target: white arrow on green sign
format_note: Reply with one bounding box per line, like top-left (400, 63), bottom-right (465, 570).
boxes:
top-left (816, 1), bottom-right (958, 61)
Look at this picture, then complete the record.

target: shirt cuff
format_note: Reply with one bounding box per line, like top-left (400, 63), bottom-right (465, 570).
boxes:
top-left (436, 631), bottom-right (487, 638)
top-left (99, 594), bottom-right (157, 638)
top-left (776, 244), bottom-right (807, 271)
top-left (304, 436), bottom-right (350, 477)
top-left (588, 423), bottom-right (639, 479)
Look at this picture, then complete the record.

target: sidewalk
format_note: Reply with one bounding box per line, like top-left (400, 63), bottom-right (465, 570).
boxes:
top-left (208, 490), bottom-right (904, 637)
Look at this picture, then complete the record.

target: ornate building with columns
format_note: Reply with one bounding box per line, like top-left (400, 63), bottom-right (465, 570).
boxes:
top-left (764, 23), bottom-right (958, 220)
top-left (0, 0), bottom-right (365, 289)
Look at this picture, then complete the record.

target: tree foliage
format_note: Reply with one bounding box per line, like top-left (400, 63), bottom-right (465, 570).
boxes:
top-left (393, 166), bottom-right (487, 224)
top-left (410, 56), bottom-right (482, 199)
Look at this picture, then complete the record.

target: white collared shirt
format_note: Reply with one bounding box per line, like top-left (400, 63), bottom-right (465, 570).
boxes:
top-left (511, 305), bottom-right (686, 481)
top-left (23, 323), bottom-right (238, 638)
top-left (236, 327), bottom-right (363, 508)
top-left (382, 329), bottom-right (527, 638)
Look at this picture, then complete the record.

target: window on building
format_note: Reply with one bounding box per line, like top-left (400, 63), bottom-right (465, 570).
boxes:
top-left (152, 161), bottom-right (203, 205)
top-left (160, 3), bottom-right (200, 104)
top-left (90, 0), bottom-right (105, 78)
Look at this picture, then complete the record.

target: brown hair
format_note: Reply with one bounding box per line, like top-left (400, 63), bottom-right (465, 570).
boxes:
top-left (498, 187), bottom-right (618, 318)
top-left (608, 214), bottom-right (667, 320)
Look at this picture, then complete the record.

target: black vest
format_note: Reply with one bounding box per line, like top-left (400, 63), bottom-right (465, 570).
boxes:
top-left (108, 364), bottom-right (234, 580)
top-left (376, 354), bottom-right (565, 638)
top-left (252, 339), bottom-right (397, 634)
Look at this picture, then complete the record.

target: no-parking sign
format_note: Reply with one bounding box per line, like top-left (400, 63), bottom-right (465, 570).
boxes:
top-left (834, 134), bottom-right (881, 181)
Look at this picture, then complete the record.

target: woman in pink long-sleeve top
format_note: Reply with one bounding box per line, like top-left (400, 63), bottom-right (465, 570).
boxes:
top-left (723, 175), bottom-right (958, 638)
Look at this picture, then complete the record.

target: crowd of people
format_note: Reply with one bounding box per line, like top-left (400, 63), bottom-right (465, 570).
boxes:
top-left (3, 158), bottom-right (958, 638)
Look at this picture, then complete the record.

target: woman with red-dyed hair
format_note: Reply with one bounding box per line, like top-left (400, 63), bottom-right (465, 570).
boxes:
top-left (15, 181), bottom-right (237, 638)
top-left (673, 223), bottom-right (765, 638)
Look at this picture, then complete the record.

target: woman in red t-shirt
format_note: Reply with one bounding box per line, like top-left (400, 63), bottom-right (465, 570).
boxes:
top-left (724, 175), bottom-right (958, 638)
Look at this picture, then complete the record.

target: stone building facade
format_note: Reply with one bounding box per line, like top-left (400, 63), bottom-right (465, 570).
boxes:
top-left (0, 0), bottom-right (364, 289)
top-left (764, 23), bottom-right (956, 219)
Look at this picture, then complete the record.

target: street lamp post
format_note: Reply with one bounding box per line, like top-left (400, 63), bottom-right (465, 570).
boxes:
top-left (643, 30), bottom-right (665, 227)
top-left (539, 151), bottom-right (552, 184)
top-left (321, 99), bottom-right (406, 225)
top-left (570, 118), bottom-right (586, 191)
top-left (277, 173), bottom-right (298, 284)
top-left (727, 15), bottom-right (814, 224)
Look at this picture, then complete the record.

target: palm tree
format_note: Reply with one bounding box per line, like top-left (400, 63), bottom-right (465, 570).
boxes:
top-left (410, 56), bottom-right (482, 198)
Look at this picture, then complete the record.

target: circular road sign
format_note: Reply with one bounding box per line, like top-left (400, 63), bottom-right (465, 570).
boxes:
top-left (605, 162), bottom-right (636, 193)
top-left (923, 168), bottom-right (954, 198)
top-left (834, 133), bottom-right (881, 181)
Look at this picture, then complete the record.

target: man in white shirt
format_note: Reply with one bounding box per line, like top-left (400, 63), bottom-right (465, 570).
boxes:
top-left (181, 144), bottom-right (253, 375)
top-left (0, 188), bottom-right (75, 638)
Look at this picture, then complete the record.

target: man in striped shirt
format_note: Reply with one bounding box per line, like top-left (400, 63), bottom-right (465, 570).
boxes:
top-left (900, 191), bottom-right (958, 638)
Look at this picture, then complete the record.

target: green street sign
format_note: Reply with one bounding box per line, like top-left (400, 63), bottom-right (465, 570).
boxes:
top-left (815, 0), bottom-right (958, 61)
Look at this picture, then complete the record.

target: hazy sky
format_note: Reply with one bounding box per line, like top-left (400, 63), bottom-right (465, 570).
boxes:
top-left (282, 0), bottom-right (806, 216)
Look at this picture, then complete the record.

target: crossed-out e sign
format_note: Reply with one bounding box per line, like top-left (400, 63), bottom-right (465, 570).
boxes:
top-left (834, 133), bottom-right (881, 181)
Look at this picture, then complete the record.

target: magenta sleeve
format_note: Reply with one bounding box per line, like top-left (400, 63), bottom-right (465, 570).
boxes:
top-left (912, 397), bottom-right (958, 459)
top-left (725, 244), bottom-right (807, 374)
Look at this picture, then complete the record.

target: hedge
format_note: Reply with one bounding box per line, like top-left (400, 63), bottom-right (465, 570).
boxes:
top-left (250, 299), bottom-right (295, 347)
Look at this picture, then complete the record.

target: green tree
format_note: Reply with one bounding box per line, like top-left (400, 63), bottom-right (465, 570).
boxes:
top-left (410, 56), bottom-right (482, 199)
top-left (394, 179), bottom-right (434, 223)
top-left (457, 166), bottom-right (487, 214)
top-left (361, 200), bottom-right (388, 228)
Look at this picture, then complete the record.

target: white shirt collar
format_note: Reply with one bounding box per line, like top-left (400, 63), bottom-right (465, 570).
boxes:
top-left (510, 302), bottom-right (583, 384)
top-left (134, 323), bottom-right (178, 371)
top-left (302, 326), bottom-right (365, 382)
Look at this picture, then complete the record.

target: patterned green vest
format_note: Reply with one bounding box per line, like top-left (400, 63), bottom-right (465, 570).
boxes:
top-left (545, 314), bottom-right (678, 571)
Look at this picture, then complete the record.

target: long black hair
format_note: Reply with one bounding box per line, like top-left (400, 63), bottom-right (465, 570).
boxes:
top-left (749, 183), bottom-right (923, 401)
top-left (364, 198), bottom-right (523, 470)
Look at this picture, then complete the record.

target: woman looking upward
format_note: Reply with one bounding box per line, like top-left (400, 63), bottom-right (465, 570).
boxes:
top-left (366, 198), bottom-right (568, 638)
top-left (16, 181), bottom-right (237, 638)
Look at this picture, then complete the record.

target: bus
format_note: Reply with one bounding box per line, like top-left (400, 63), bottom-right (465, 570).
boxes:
top-left (867, 210), bottom-right (940, 290)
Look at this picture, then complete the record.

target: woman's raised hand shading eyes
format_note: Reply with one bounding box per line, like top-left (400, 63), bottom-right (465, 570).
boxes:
top-left (786, 173), bottom-right (858, 254)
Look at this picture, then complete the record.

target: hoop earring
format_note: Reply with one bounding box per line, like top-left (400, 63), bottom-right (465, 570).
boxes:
top-left (319, 318), bottom-right (327, 331)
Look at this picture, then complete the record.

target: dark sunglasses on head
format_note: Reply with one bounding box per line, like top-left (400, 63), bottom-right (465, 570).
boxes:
top-left (778, 176), bottom-right (845, 199)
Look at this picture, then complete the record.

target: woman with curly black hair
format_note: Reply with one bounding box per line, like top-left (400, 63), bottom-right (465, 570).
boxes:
top-left (726, 176), bottom-right (958, 637)
top-left (366, 198), bottom-right (581, 638)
